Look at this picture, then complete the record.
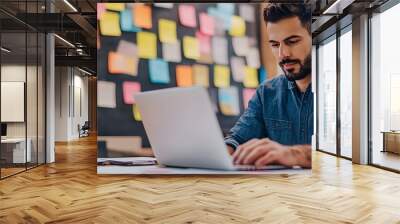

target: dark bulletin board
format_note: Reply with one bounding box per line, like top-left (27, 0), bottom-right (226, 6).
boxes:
top-left (98, 3), bottom-right (261, 147)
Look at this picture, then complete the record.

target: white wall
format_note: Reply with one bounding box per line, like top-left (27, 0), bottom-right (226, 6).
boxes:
top-left (54, 67), bottom-right (89, 141)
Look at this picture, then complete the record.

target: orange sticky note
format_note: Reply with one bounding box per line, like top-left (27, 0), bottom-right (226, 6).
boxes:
top-left (214, 65), bottom-right (230, 88)
top-left (137, 32), bottom-right (157, 59)
top-left (134, 4), bottom-right (152, 29)
top-left (176, 65), bottom-right (193, 87)
top-left (178, 5), bottom-right (197, 28)
top-left (193, 64), bottom-right (209, 87)
top-left (108, 52), bottom-right (138, 76)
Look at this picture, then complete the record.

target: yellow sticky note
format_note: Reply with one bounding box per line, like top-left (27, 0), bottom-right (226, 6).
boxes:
top-left (133, 104), bottom-right (142, 121)
top-left (214, 65), bottom-right (230, 88)
top-left (183, 36), bottom-right (200, 60)
top-left (229, 16), bottom-right (246, 37)
top-left (99, 12), bottom-right (121, 37)
top-left (105, 3), bottom-right (125, 11)
top-left (159, 19), bottom-right (177, 43)
top-left (193, 64), bottom-right (209, 87)
top-left (243, 67), bottom-right (259, 88)
top-left (137, 32), bottom-right (157, 59)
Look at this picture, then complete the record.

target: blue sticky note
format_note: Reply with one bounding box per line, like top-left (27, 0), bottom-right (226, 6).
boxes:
top-left (217, 3), bottom-right (235, 15)
top-left (120, 9), bottom-right (141, 32)
top-left (208, 7), bottom-right (232, 30)
top-left (218, 87), bottom-right (240, 116)
top-left (259, 66), bottom-right (268, 83)
top-left (149, 59), bottom-right (170, 84)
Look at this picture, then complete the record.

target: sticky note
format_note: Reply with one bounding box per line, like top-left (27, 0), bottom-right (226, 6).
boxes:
top-left (208, 6), bottom-right (232, 30)
top-left (199, 13), bottom-right (214, 36)
top-left (243, 88), bottom-right (256, 109)
top-left (154, 3), bottom-right (173, 9)
top-left (134, 4), bottom-right (152, 29)
top-left (193, 64), bottom-right (209, 87)
top-left (207, 9), bottom-right (225, 36)
top-left (232, 37), bottom-right (249, 56)
top-left (120, 9), bottom-right (141, 32)
top-left (218, 87), bottom-right (240, 116)
top-left (230, 56), bottom-right (245, 82)
top-left (183, 36), bottom-right (200, 60)
top-left (97, 81), bottom-right (116, 108)
top-left (176, 65), bottom-right (193, 87)
top-left (108, 52), bottom-right (138, 76)
top-left (105, 3), bottom-right (125, 11)
top-left (137, 32), bottom-right (157, 59)
top-left (179, 5), bottom-right (197, 27)
top-left (217, 3), bottom-right (235, 15)
top-left (229, 16), bottom-right (246, 37)
top-left (97, 3), bottom-right (106, 20)
top-left (117, 40), bottom-right (137, 57)
top-left (159, 19), bottom-right (177, 43)
top-left (122, 81), bottom-right (141, 104)
top-left (212, 37), bottom-right (228, 65)
top-left (196, 31), bottom-right (211, 55)
top-left (133, 104), bottom-right (142, 121)
top-left (259, 66), bottom-right (268, 83)
top-left (239, 4), bottom-right (255, 22)
top-left (149, 59), bottom-right (170, 84)
top-left (162, 41), bottom-right (181, 62)
top-left (246, 48), bottom-right (261, 68)
top-left (214, 65), bottom-right (230, 88)
top-left (243, 67), bottom-right (259, 88)
top-left (99, 12), bottom-right (121, 36)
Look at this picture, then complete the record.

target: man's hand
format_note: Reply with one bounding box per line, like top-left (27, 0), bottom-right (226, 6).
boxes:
top-left (227, 145), bottom-right (235, 155)
top-left (232, 138), bottom-right (311, 168)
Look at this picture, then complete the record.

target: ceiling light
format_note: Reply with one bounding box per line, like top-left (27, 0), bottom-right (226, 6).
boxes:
top-left (63, 0), bottom-right (78, 12)
top-left (54, 34), bottom-right (75, 48)
top-left (1, 47), bottom-right (11, 53)
top-left (78, 67), bottom-right (93, 76)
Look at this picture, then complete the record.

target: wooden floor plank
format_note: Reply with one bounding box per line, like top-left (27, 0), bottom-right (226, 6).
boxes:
top-left (0, 135), bottom-right (399, 223)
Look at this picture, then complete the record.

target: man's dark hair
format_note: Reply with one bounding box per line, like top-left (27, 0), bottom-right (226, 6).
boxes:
top-left (263, 3), bottom-right (311, 33)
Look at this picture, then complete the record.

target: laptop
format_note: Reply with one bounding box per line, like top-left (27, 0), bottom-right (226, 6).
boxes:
top-left (135, 87), bottom-right (291, 171)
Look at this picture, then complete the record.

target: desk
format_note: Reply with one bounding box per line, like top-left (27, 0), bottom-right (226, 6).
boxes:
top-left (97, 157), bottom-right (310, 175)
top-left (1, 138), bottom-right (31, 163)
top-left (381, 131), bottom-right (400, 154)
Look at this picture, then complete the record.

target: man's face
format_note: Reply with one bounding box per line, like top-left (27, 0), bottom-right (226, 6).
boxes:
top-left (267, 16), bottom-right (312, 81)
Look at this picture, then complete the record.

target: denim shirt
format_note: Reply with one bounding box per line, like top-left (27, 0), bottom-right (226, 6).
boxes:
top-left (225, 75), bottom-right (313, 149)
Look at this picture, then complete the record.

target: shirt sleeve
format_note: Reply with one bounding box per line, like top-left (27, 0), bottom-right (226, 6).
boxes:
top-left (224, 86), bottom-right (266, 150)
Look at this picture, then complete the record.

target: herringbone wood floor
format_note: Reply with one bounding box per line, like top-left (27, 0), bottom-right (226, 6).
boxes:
top-left (1, 135), bottom-right (400, 224)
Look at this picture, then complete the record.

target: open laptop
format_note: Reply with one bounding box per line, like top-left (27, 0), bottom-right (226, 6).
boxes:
top-left (135, 87), bottom-right (292, 171)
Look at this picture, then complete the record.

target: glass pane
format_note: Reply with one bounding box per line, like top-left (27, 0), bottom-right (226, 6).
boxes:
top-left (339, 29), bottom-right (352, 158)
top-left (38, 32), bottom-right (45, 165)
top-left (317, 36), bottom-right (337, 154)
top-left (27, 31), bottom-right (38, 169)
top-left (1, 31), bottom-right (27, 177)
top-left (371, 3), bottom-right (400, 171)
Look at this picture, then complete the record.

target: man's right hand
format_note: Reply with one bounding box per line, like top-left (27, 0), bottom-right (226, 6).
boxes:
top-left (227, 145), bottom-right (234, 155)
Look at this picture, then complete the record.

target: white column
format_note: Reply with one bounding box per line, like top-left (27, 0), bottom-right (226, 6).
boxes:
top-left (352, 14), bottom-right (369, 164)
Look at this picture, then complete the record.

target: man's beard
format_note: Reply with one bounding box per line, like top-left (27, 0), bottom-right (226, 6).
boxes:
top-left (279, 54), bottom-right (311, 81)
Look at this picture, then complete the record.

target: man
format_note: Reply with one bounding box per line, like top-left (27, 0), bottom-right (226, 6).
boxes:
top-left (225, 3), bottom-right (313, 168)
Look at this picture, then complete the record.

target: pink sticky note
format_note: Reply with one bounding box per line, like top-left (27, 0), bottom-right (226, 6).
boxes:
top-left (178, 5), bottom-right (197, 27)
top-left (199, 13), bottom-right (214, 36)
top-left (196, 31), bottom-right (211, 55)
top-left (123, 81), bottom-right (141, 104)
top-left (243, 88), bottom-right (256, 109)
top-left (97, 3), bottom-right (106, 20)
